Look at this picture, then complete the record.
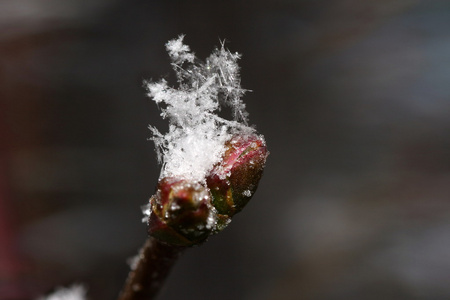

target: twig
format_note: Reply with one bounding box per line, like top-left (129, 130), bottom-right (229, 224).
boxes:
top-left (118, 36), bottom-right (268, 300)
top-left (117, 237), bottom-right (185, 300)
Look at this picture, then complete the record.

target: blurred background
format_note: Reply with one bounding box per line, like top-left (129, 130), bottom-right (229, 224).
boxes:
top-left (1, 0), bottom-right (450, 299)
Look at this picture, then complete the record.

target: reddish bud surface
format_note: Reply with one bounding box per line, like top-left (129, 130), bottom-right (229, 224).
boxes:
top-left (206, 134), bottom-right (268, 231)
top-left (148, 178), bottom-right (217, 247)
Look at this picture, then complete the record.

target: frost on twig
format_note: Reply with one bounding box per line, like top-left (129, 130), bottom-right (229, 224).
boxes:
top-left (146, 35), bottom-right (253, 182)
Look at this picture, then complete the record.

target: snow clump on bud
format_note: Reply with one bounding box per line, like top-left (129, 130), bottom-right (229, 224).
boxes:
top-left (146, 34), bottom-right (253, 183)
top-left (145, 35), bottom-right (268, 245)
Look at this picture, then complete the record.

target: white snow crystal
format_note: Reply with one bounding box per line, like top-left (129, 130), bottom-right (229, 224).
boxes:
top-left (37, 284), bottom-right (86, 300)
top-left (146, 35), bottom-right (254, 182)
top-left (141, 203), bottom-right (151, 223)
top-left (165, 34), bottom-right (195, 64)
top-left (127, 253), bottom-right (142, 271)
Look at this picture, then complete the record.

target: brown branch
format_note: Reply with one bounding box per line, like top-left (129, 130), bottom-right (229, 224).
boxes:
top-left (117, 237), bottom-right (185, 300)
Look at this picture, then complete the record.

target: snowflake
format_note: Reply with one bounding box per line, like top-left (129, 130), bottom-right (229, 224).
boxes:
top-left (146, 35), bottom-right (254, 182)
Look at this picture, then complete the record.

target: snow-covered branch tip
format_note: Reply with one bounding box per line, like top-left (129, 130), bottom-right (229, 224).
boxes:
top-left (145, 35), bottom-right (268, 247)
top-left (145, 34), bottom-right (255, 183)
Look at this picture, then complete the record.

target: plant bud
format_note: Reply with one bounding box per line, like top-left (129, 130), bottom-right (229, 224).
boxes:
top-left (206, 134), bottom-right (268, 231)
top-left (148, 178), bottom-right (217, 247)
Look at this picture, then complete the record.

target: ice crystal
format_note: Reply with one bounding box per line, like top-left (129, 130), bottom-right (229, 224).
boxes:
top-left (37, 284), bottom-right (86, 300)
top-left (141, 203), bottom-right (151, 223)
top-left (146, 35), bottom-right (253, 182)
top-left (243, 190), bottom-right (252, 197)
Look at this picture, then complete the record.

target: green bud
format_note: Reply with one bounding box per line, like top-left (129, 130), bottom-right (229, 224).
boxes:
top-left (148, 178), bottom-right (217, 247)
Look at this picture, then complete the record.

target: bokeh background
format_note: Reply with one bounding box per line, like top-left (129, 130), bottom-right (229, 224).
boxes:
top-left (1, 0), bottom-right (450, 299)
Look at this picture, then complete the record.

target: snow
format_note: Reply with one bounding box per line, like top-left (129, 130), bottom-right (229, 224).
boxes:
top-left (243, 190), bottom-right (252, 197)
top-left (146, 35), bottom-right (254, 182)
top-left (37, 284), bottom-right (86, 300)
top-left (165, 34), bottom-right (195, 64)
top-left (127, 253), bottom-right (141, 271)
top-left (141, 203), bottom-right (151, 223)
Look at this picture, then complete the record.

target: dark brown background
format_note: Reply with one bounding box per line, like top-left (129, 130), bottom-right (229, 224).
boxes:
top-left (1, 1), bottom-right (449, 299)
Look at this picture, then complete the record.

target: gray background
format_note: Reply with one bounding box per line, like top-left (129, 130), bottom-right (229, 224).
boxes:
top-left (1, 1), bottom-right (450, 299)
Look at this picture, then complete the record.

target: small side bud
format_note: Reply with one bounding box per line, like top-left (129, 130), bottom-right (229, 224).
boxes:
top-left (148, 178), bottom-right (217, 247)
top-left (206, 134), bottom-right (269, 231)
